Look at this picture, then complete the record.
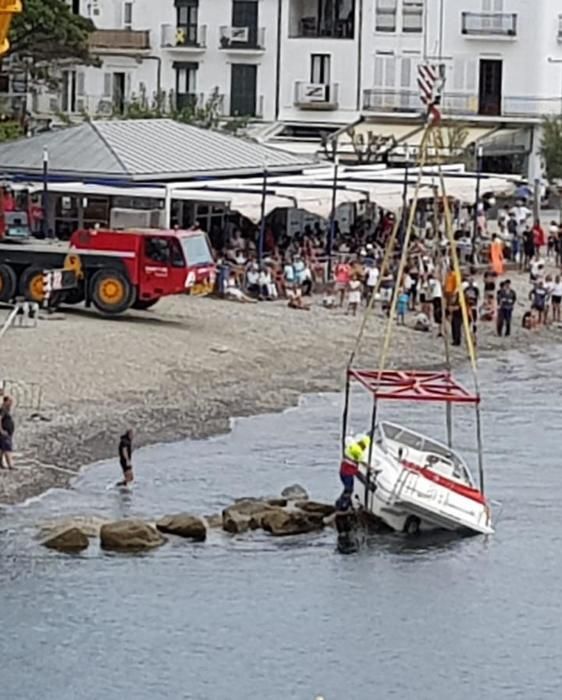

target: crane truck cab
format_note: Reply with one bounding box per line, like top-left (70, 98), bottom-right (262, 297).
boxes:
top-left (0, 226), bottom-right (216, 315)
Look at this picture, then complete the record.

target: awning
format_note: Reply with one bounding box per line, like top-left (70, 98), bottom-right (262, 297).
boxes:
top-left (393, 125), bottom-right (500, 158)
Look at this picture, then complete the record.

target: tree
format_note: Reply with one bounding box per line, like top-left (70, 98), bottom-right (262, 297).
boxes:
top-left (540, 115), bottom-right (562, 183)
top-left (7, 0), bottom-right (98, 87)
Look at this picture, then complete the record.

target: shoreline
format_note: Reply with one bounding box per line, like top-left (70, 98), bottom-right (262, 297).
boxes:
top-left (1, 270), bottom-right (557, 506)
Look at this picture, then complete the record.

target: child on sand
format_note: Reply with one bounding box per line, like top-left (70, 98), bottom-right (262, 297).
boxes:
top-left (347, 275), bottom-right (362, 316)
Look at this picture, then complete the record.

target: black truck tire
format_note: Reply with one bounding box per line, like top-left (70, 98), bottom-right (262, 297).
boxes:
top-left (19, 267), bottom-right (46, 303)
top-left (0, 264), bottom-right (17, 302)
top-left (90, 269), bottom-right (134, 315)
top-left (132, 298), bottom-right (159, 311)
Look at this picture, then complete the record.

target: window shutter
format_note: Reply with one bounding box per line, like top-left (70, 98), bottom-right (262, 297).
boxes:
top-left (103, 73), bottom-right (112, 97)
top-left (76, 72), bottom-right (85, 96)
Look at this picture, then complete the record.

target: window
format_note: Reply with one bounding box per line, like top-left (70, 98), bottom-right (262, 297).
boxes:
top-left (72, 0), bottom-right (80, 14)
top-left (144, 237), bottom-right (185, 268)
top-left (123, 1), bottom-right (133, 28)
top-left (176, 0), bottom-right (199, 44)
top-left (376, 0), bottom-right (397, 32)
top-left (402, 0), bottom-right (423, 33)
top-left (311, 54), bottom-right (331, 84)
top-left (174, 62), bottom-right (198, 110)
top-left (181, 234), bottom-right (213, 266)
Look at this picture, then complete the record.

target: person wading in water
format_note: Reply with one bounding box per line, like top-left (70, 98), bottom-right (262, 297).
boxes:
top-left (117, 429), bottom-right (134, 487)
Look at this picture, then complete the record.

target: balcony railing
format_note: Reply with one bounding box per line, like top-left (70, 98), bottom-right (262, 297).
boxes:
top-left (219, 26), bottom-right (265, 50)
top-left (461, 12), bottom-right (517, 37)
top-left (362, 88), bottom-right (562, 119)
top-left (289, 17), bottom-right (354, 38)
top-left (161, 23), bottom-right (207, 49)
top-left (89, 29), bottom-right (150, 51)
top-left (294, 82), bottom-right (339, 110)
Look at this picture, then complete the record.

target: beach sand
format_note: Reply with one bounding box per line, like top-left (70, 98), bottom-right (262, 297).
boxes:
top-left (0, 270), bottom-right (556, 504)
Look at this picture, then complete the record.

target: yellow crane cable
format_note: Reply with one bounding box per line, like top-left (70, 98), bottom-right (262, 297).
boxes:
top-left (376, 127), bottom-right (432, 375)
top-left (346, 213), bottom-right (401, 369)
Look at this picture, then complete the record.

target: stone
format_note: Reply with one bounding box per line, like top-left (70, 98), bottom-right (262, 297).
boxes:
top-left (100, 519), bottom-right (166, 552)
top-left (222, 499), bottom-right (282, 534)
top-left (260, 510), bottom-right (324, 537)
top-left (42, 527), bottom-right (89, 553)
top-left (295, 501), bottom-right (336, 518)
top-left (156, 514), bottom-right (207, 541)
top-left (280, 484), bottom-right (309, 501)
top-left (266, 498), bottom-right (288, 507)
top-left (203, 513), bottom-right (223, 528)
top-left (38, 516), bottom-right (110, 539)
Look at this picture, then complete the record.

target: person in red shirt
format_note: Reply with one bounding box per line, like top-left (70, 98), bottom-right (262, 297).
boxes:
top-left (334, 260), bottom-right (352, 307)
top-left (532, 220), bottom-right (546, 256)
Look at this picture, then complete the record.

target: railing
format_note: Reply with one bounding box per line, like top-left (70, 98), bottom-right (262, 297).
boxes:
top-left (89, 29), bottom-right (150, 50)
top-left (160, 23), bottom-right (207, 49)
top-left (176, 92), bottom-right (204, 112)
top-left (461, 12), bottom-right (517, 37)
top-left (362, 88), bottom-right (562, 118)
top-left (289, 17), bottom-right (354, 39)
top-left (294, 82), bottom-right (339, 109)
top-left (219, 25), bottom-right (265, 49)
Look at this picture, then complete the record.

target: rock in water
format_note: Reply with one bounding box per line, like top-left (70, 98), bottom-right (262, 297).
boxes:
top-left (156, 514), bottom-right (207, 542)
top-left (295, 501), bottom-right (336, 518)
top-left (100, 519), bottom-right (166, 552)
top-left (203, 514), bottom-right (223, 529)
top-left (261, 510), bottom-right (324, 537)
top-left (38, 516), bottom-right (110, 539)
top-left (222, 499), bottom-right (282, 534)
top-left (280, 484), bottom-right (309, 501)
top-left (42, 527), bottom-right (89, 553)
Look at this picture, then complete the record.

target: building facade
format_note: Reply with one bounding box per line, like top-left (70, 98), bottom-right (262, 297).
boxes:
top-left (28, 0), bottom-right (562, 176)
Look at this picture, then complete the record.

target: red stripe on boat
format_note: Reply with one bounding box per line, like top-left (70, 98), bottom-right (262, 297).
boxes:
top-left (401, 460), bottom-right (487, 505)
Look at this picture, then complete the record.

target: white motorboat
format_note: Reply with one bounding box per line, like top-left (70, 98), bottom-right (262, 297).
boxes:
top-left (340, 369), bottom-right (494, 537)
top-left (356, 421), bottom-right (493, 536)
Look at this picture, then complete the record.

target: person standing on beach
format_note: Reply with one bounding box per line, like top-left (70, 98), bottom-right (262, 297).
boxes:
top-left (117, 429), bottom-right (134, 487)
top-left (0, 396), bottom-right (15, 470)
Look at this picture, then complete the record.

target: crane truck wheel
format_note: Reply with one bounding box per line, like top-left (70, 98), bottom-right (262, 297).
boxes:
top-left (0, 264), bottom-right (17, 302)
top-left (91, 269), bottom-right (134, 315)
top-left (19, 267), bottom-right (47, 303)
top-left (132, 298), bottom-right (159, 311)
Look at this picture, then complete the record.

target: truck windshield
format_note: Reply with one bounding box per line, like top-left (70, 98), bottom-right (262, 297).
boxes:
top-left (181, 233), bottom-right (213, 266)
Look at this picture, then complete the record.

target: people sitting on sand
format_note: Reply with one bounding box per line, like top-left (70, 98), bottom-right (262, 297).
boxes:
top-left (414, 311), bottom-right (431, 332)
top-left (225, 273), bottom-right (257, 303)
top-left (522, 310), bottom-right (539, 330)
top-left (258, 265), bottom-right (277, 300)
top-left (287, 286), bottom-right (310, 311)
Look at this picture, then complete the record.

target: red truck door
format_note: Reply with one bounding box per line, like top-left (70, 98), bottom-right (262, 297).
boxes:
top-left (138, 235), bottom-right (186, 300)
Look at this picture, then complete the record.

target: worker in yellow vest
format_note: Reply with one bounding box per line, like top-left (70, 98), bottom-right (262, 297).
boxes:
top-left (339, 435), bottom-right (371, 493)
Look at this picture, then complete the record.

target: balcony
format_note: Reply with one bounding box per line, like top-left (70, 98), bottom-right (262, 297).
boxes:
top-left (219, 26), bottom-right (265, 51)
top-left (89, 29), bottom-right (150, 51)
top-left (461, 12), bottom-right (517, 38)
top-left (294, 82), bottom-right (339, 110)
top-left (289, 0), bottom-right (355, 38)
top-left (161, 23), bottom-right (207, 50)
top-left (175, 92), bottom-right (204, 112)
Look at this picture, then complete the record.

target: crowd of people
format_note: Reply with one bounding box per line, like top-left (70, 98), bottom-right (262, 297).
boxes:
top-left (212, 199), bottom-right (562, 343)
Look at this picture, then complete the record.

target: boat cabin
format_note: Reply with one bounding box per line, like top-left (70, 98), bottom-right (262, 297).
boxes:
top-left (376, 422), bottom-right (475, 487)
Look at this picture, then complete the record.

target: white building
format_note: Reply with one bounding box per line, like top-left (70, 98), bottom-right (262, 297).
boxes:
top-left (30, 0), bottom-right (562, 177)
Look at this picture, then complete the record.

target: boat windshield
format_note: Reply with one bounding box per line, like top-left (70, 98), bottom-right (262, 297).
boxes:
top-left (380, 422), bottom-right (475, 486)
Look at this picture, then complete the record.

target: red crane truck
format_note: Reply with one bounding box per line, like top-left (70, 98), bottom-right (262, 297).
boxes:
top-left (0, 227), bottom-right (216, 315)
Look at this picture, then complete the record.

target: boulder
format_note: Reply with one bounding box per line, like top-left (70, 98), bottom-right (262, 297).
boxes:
top-left (156, 514), bottom-right (207, 542)
top-left (100, 519), bottom-right (166, 552)
top-left (295, 501), bottom-right (336, 518)
top-left (38, 515), bottom-right (110, 539)
top-left (42, 527), bottom-right (89, 553)
top-left (266, 498), bottom-right (288, 508)
top-left (222, 499), bottom-right (282, 534)
top-left (260, 510), bottom-right (324, 537)
top-left (203, 513), bottom-right (223, 529)
top-left (281, 484), bottom-right (309, 501)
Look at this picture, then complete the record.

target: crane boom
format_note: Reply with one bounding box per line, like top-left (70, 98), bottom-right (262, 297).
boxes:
top-left (0, 0), bottom-right (21, 56)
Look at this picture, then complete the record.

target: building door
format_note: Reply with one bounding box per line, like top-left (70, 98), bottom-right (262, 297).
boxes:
top-left (61, 70), bottom-right (77, 113)
top-left (176, 0), bottom-right (199, 45)
top-left (112, 72), bottom-right (126, 114)
top-left (230, 64), bottom-right (257, 116)
top-left (478, 59), bottom-right (502, 116)
top-left (174, 62), bottom-right (198, 111)
top-left (231, 0), bottom-right (258, 47)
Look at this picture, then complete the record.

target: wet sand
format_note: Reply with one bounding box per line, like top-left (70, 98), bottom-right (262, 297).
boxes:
top-left (0, 269), bottom-right (557, 504)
